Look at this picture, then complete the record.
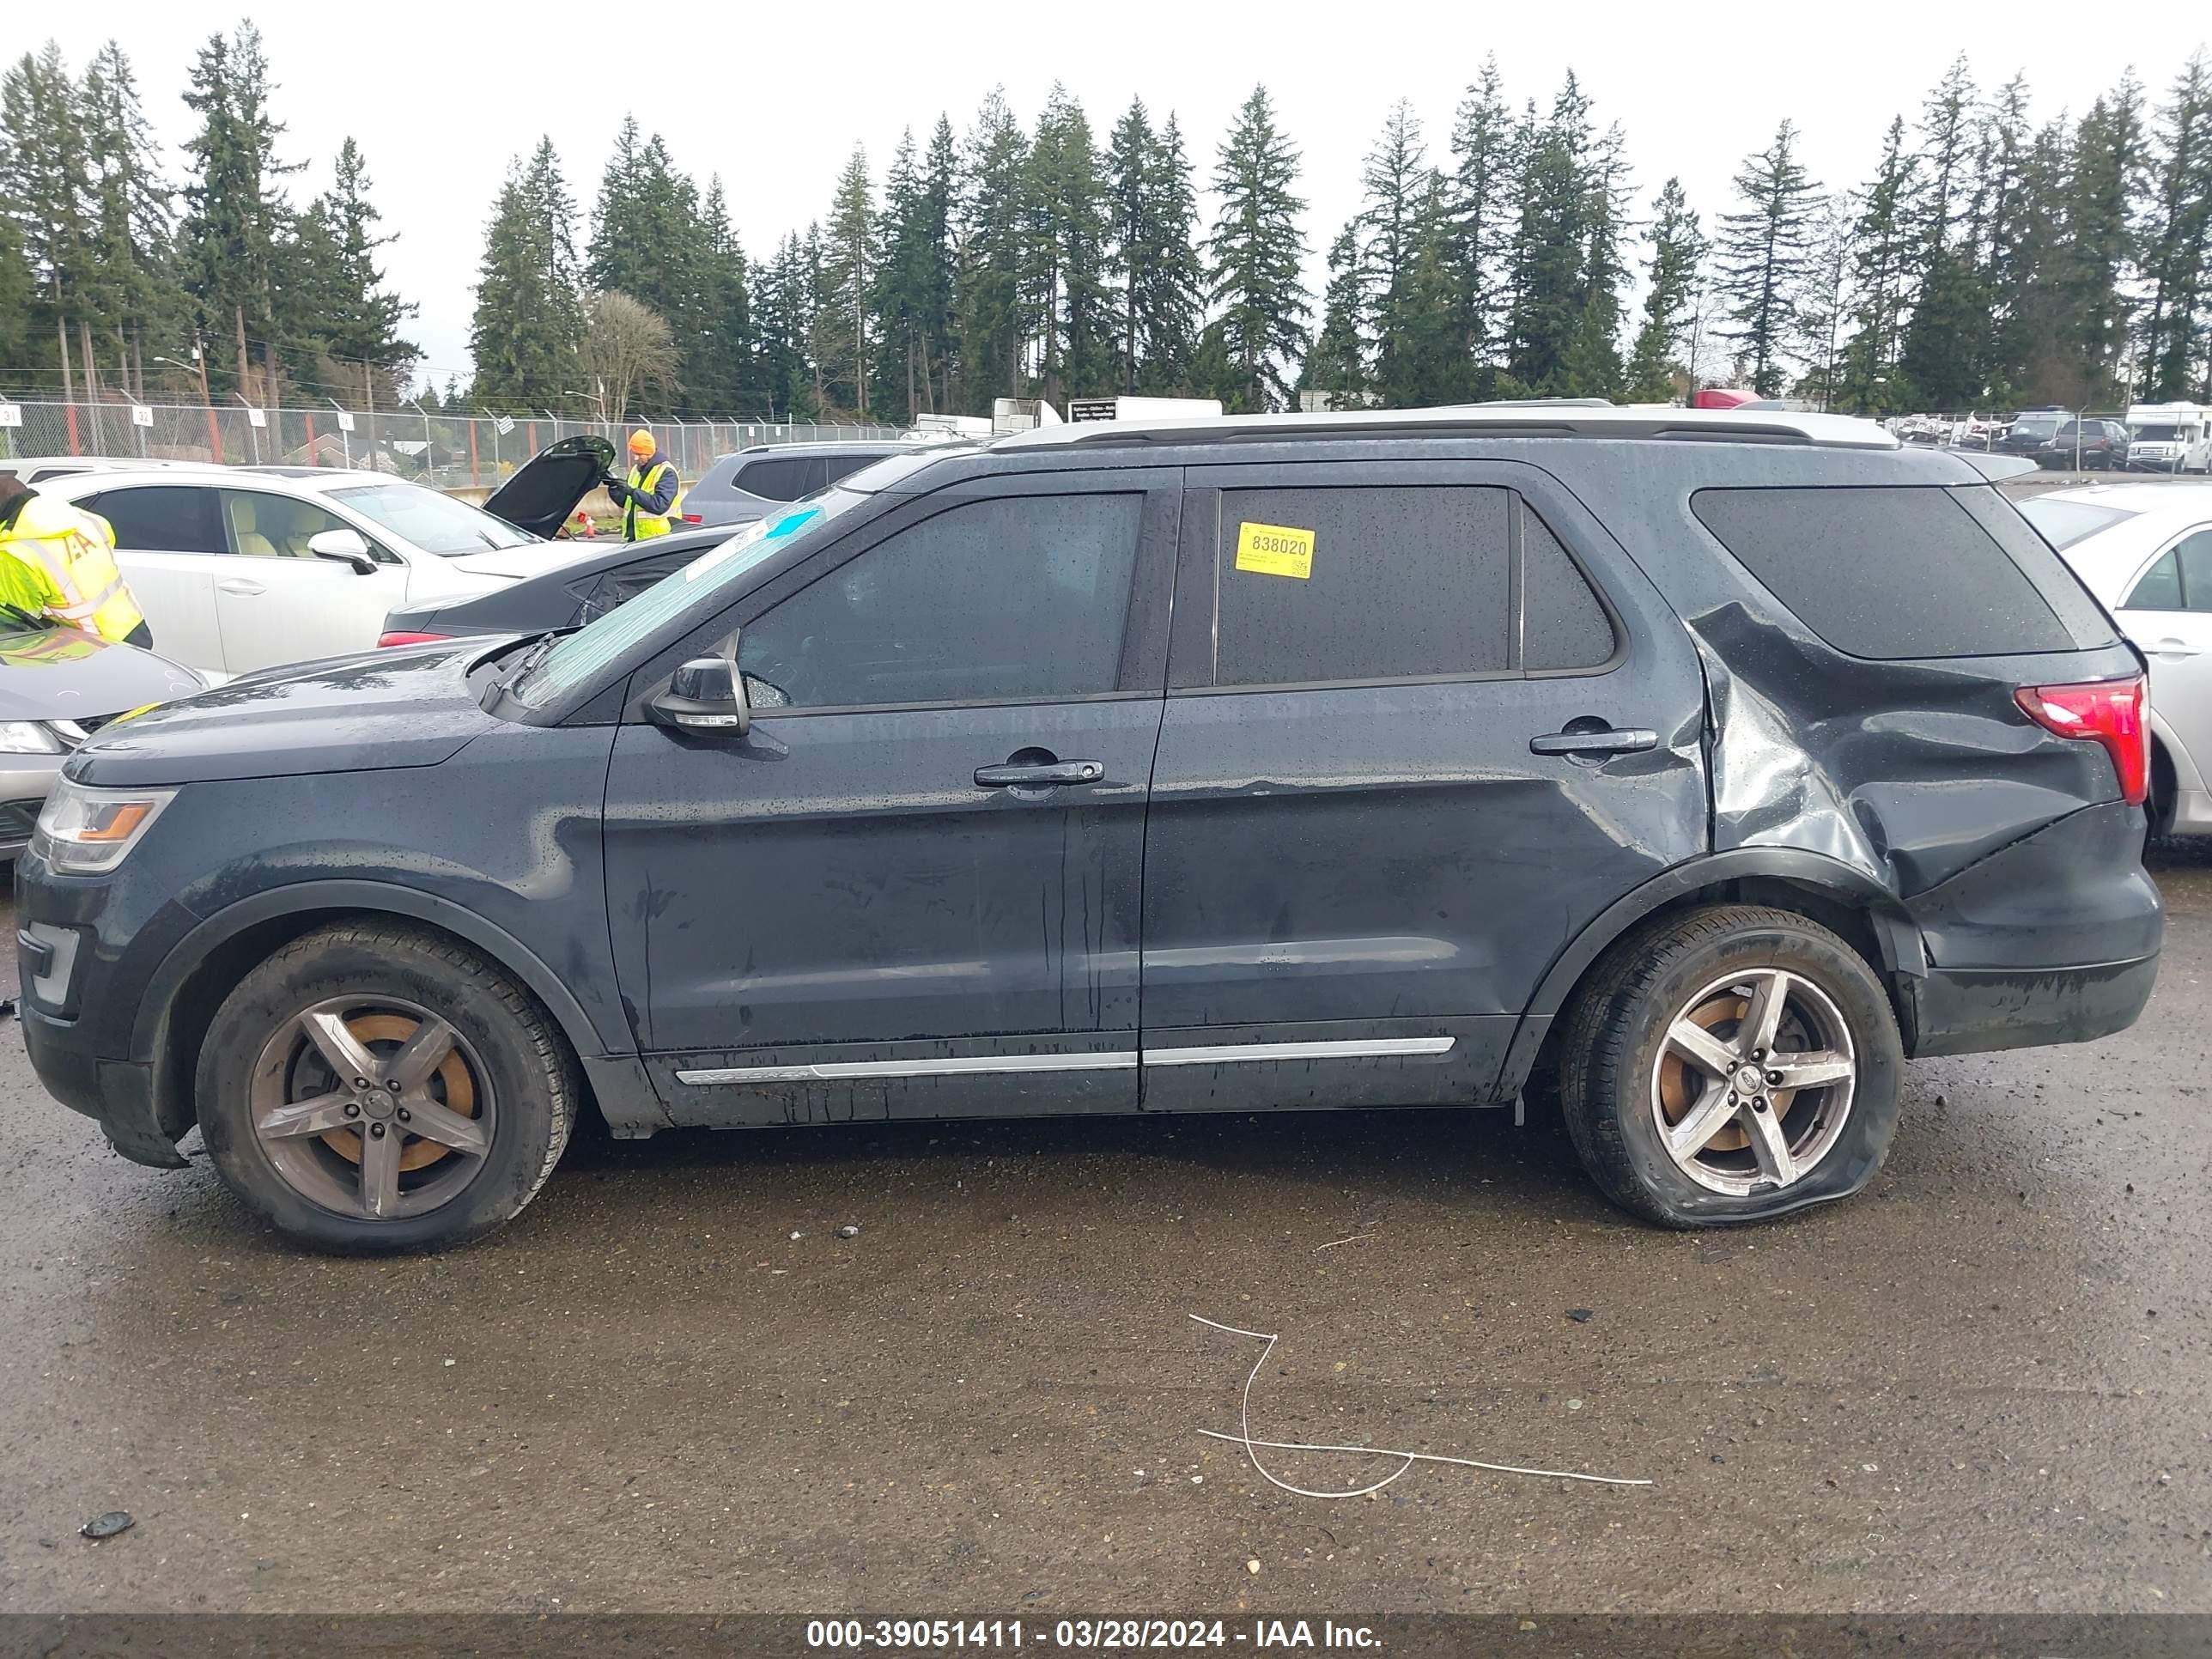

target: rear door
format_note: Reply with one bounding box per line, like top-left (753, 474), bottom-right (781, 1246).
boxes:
top-left (76, 483), bottom-right (229, 674)
top-left (1139, 459), bottom-right (1709, 1110)
top-left (211, 488), bottom-right (410, 672)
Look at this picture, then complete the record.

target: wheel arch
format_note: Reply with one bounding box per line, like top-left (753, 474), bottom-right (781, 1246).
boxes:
top-left (133, 881), bottom-right (663, 1145)
top-left (1496, 848), bottom-right (1920, 1104)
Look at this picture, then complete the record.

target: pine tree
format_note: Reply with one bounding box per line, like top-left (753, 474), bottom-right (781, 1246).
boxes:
top-left (468, 139), bottom-right (581, 412)
top-left (920, 117), bottom-right (960, 410)
top-left (1715, 120), bottom-right (1823, 397)
top-left (1300, 221), bottom-right (1370, 405)
top-left (1894, 56), bottom-right (1989, 404)
top-left (694, 176), bottom-right (755, 413)
top-left (1360, 100), bottom-right (1426, 404)
top-left (817, 146), bottom-right (875, 413)
top-left (1796, 199), bottom-right (1853, 408)
top-left (586, 121), bottom-right (713, 410)
top-left (310, 138), bottom-right (415, 371)
top-left (1135, 113), bottom-right (1204, 394)
top-left (874, 129), bottom-right (932, 416)
top-left (1443, 57), bottom-right (1516, 398)
top-left (1560, 121), bottom-right (1631, 398)
top-left (1838, 116), bottom-right (1919, 412)
top-left (2, 44), bottom-right (96, 401)
top-left (957, 88), bottom-right (1029, 408)
top-left (1024, 85), bottom-right (1109, 404)
top-left (2137, 55), bottom-right (2212, 401)
top-left (1504, 74), bottom-right (1601, 394)
top-left (1206, 85), bottom-right (1310, 411)
top-left (78, 41), bottom-right (175, 398)
top-left (2057, 77), bottom-right (2148, 405)
top-left (1625, 178), bottom-right (1705, 403)
top-left (752, 230), bottom-right (814, 418)
top-left (1103, 98), bottom-right (1154, 393)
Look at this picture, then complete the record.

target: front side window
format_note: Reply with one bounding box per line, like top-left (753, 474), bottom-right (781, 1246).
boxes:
top-left (80, 485), bottom-right (228, 554)
top-left (738, 493), bottom-right (1144, 710)
top-left (1213, 486), bottom-right (1513, 687)
top-left (220, 489), bottom-right (379, 560)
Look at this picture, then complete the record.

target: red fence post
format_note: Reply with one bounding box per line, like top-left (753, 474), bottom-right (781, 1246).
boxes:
top-left (526, 421), bottom-right (538, 455)
top-left (204, 406), bottom-right (222, 462)
top-left (467, 421), bottom-right (479, 488)
top-left (305, 410), bottom-right (318, 463)
top-left (64, 403), bottom-right (80, 456)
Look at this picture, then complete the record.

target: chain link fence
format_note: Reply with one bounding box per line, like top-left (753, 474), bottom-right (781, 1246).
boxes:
top-left (0, 399), bottom-right (908, 491)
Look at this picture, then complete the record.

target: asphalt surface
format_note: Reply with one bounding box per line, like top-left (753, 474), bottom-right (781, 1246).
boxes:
top-left (1, 852), bottom-right (2209, 1620)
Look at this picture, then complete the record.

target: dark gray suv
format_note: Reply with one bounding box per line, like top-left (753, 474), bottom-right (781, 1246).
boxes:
top-left (680, 440), bottom-right (913, 526)
top-left (14, 407), bottom-right (2161, 1252)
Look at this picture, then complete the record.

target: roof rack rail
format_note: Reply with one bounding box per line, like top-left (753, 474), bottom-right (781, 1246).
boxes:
top-left (992, 404), bottom-right (1896, 453)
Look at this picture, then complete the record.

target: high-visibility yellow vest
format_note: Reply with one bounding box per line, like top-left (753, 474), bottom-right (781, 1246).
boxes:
top-left (624, 459), bottom-right (683, 541)
top-left (0, 495), bottom-right (144, 642)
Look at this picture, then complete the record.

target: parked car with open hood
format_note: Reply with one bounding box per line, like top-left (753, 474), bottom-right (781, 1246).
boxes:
top-left (15, 406), bottom-right (2159, 1253)
top-left (31, 437), bottom-right (619, 680)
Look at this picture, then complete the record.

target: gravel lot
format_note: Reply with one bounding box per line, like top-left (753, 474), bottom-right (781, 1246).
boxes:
top-left (1, 840), bottom-right (2208, 1617)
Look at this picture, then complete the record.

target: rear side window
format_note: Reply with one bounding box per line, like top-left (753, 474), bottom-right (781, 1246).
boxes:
top-left (81, 485), bottom-right (228, 555)
top-left (733, 456), bottom-right (814, 501)
top-left (1692, 485), bottom-right (2092, 659)
top-left (1209, 485), bottom-right (1613, 687)
top-left (821, 454), bottom-right (880, 488)
top-left (1215, 486), bottom-right (1511, 685)
top-left (2124, 530), bottom-right (2212, 612)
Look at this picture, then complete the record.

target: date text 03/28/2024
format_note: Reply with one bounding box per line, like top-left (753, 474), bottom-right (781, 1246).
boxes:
top-left (805, 1619), bottom-right (1382, 1650)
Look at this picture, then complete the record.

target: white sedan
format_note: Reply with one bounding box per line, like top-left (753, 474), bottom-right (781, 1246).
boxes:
top-left (34, 439), bottom-right (611, 680)
top-left (2018, 481), bottom-right (2212, 836)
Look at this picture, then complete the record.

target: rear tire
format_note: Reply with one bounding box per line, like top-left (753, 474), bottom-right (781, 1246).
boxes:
top-left (1555, 905), bottom-right (1904, 1227)
top-left (197, 921), bottom-right (578, 1254)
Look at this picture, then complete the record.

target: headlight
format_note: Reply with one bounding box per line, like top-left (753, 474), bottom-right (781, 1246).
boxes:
top-left (0, 720), bottom-right (64, 754)
top-left (30, 779), bottom-right (177, 875)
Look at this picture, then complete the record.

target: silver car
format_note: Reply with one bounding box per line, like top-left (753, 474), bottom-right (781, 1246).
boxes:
top-left (1, 610), bottom-right (204, 858)
top-left (680, 441), bottom-right (913, 527)
top-left (2021, 481), bottom-right (2212, 835)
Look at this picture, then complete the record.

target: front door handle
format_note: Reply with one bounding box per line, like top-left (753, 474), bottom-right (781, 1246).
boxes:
top-left (1530, 725), bottom-right (1658, 757)
top-left (974, 759), bottom-right (1105, 788)
top-left (217, 578), bottom-right (266, 596)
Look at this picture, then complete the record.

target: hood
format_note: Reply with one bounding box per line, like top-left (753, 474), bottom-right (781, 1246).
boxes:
top-left (483, 434), bottom-right (616, 539)
top-left (64, 641), bottom-right (500, 789)
top-left (0, 624), bottom-right (204, 723)
top-left (442, 542), bottom-right (605, 581)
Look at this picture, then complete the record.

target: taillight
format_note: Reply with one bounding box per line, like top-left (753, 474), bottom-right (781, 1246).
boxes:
top-left (377, 630), bottom-right (449, 648)
top-left (2015, 675), bottom-right (2149, 805)
top-left (680, 513), bottom-right (702, 524)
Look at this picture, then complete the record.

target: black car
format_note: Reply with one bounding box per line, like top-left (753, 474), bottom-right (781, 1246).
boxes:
top-left (14, 407), bottom-right (2161, 1252)
top-left (2035, 419), bottom-right (2132, 471)
top-left (378, 526), bottom-right (730, 644)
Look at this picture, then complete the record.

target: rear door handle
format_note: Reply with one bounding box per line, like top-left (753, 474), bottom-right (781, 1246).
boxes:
top-left (1529, 726), bottom-right (1659, 757)
top-left (974, 760), bottom-right (1105, 788)
top-left (2150, 637), bottom-right (2203, 658)
top-left (217, 578), bottom-right (266, 596)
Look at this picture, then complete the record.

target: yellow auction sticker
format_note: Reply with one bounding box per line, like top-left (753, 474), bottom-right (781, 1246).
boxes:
top-left (1235, 520), bottom-right (1316, 580)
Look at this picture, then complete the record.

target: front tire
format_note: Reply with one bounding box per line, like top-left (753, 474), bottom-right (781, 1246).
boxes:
top-left (198, 921), bottom-right (579, 1253)
top-left (1556, 905), bottom-right (1904, 1227)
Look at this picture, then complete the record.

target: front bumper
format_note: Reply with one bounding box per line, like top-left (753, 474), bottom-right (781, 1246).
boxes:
top-left (18, 1004), bottom-right (187, 1167)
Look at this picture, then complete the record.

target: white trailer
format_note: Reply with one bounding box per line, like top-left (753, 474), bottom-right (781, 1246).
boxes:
top-left (1066, 395), bottom-right (1224, 423)
top-left (2126, 402), bottom-right (2212, 472)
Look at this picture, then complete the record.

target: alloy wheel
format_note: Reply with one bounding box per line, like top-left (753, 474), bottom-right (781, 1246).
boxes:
top-left (1649, 969), bottom-right (1856, 1195)
top-left (247, 995), bottom-right (495, 1220)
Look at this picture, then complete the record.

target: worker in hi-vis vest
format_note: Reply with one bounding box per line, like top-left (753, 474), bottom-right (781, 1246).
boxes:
top-left (0, 474), bottom-right (150, 647)
top-left (605, 428), bottom-right (683, 541)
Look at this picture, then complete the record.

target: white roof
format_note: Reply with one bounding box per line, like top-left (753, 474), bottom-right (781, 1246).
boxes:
top-left (993, 402), bottom-right (1899, 451)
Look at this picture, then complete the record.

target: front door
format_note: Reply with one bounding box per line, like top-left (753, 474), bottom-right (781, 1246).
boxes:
top-left (603, 470), bottom-right (1179, 1126)
top-left (212, 489), bottom-right (411, 673)
top-left (1139, 459), bottom-right (1710, 1111)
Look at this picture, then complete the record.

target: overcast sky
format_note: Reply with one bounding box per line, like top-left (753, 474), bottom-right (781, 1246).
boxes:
top-left (33, 3), bottom-right (2204, 398)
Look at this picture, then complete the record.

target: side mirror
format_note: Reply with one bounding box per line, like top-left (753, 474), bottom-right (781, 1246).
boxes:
top-left (650, 650), bottom-right (750, 738)
top-left (308, 528), bottom-right (376, 575)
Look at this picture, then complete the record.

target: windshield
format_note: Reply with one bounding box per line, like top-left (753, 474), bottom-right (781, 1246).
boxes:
top-left (2015, 496), bottom-right (2141, 550)
top-left (504, 492), bottom-right (864, 708)
top-left (328, 482), bottom-right (540, 555)
top-left (2010, 414), bottom-right (2063, 437)
top-left (2134, 424), bottom-right (2182, 441)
